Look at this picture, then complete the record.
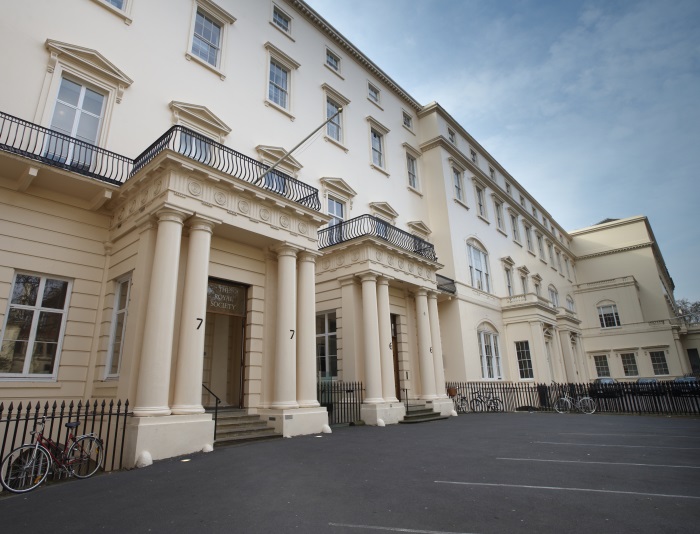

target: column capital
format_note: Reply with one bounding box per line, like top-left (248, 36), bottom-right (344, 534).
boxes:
top-left (359, 272), bottom-right (378, 283)
top-left (273, 243), bottom-right (300, 258)
top-left (416, 287), bottom-right (429, 297)
top-left (377, 276), bottom-right (393, 287)
top-left (155, 205), bottom-right (192, 224)
top-left (427, 289), bottom-right (439, 301)
top-left (187, 214), bottom-right (222, 233)
top-left (297, 250), bottom-right (320, 263)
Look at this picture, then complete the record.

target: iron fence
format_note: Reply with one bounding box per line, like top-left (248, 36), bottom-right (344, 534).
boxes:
top-left (317, 381), bottom-right (364, 425)
top-left (0, 399), bottom-right (131, 481)
top-left (318, 214), bottom-right (438, 262)
top-left (446, 381), bottom-right (700, 415)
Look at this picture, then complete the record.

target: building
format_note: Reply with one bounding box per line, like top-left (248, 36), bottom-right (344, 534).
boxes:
top-left (0, 0), bottom-right (695, 465)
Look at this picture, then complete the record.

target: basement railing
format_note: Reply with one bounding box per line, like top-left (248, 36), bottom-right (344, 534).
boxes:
top-left (317, 214), bottom-right (438, 262)
top-left (0, 112), bottom-right (322, 211)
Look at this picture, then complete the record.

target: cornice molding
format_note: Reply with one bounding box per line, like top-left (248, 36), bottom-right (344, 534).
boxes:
top-left (576, 242), bottom-right (653, 261)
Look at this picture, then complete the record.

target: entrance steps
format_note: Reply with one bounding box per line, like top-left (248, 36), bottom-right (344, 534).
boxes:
top-left (399, 403), bottom-right (449, 424)
top-left (206, 407), bottom-right (281, 446)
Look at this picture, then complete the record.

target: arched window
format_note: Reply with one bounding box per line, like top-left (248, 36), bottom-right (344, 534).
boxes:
top-left (566, 295), bottom-right (575, 312)
top-left (467, 240), bottom-right (490, 293)
top-left (597, 301), bottom-right (621, 328)
top-left (477, 324), bottom-right (502, 380)
top-left (548, 285), bottom-right (559, 307)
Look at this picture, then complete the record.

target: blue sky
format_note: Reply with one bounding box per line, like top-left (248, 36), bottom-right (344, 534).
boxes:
top-left (305, 0), bottom-right (700, 302)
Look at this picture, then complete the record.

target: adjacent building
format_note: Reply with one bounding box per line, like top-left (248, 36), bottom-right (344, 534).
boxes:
top-left (1, 0), bottom-right (696, 465)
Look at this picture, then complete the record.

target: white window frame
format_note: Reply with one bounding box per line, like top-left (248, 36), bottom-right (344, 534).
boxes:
top-left (367, 117), bottom-right (389, 173)
top-left (650, 350), bottom-right (669, 376)
top-left (325, 47), bottom-right (341, 74)
top-left (321, 84), bottom-right (350, 149)
top-left (91, 0), bottom-right (133, 24)
top-left (621, 353), bottom-right (638, 376)
top-left (548, 286), bottom-right (559, 307)
top-left (505, 267), bottom-right (514, 297)
top-left (524, 224), bottom-right (534, 252)
top-left (547, 241), bottom-right (555, 264)
top-left (489, 166), bottom-right (496, 180)
top-left (0, 272), bottom-right (73, 380)
top-left (326, 96), bottom-right (343, 143)
top-left (521, 275), bottom-right (529, 294)
top-left (510, 212), bottom-right (521, 243)
top-left (494, 200), bottom-right (504, 230)
top-left (402, 111), bottom-right (414, 131)
top-left (264, 42), bottom-right (300, 118)
top-left (598, 304), bottom-right (621, 328)
top-left (448, 128), bottom-right (456, 144)
top-left (516, 341), bottom-right (534, 380)
top-left (271, 4), bottom-right (293, 36)
top-left (475, 184), bottom-right (487, 219)
top-left (453, 167), bottom-right (465, 203)
top-left (536, 233), bottom-right (545, 259)
top-left (406, 153), bottom-right (418, 190)
top-left (468, 242), bottom-right (490, 293)
top-left (556, 249), bottom-right (563, 272)
top-left (505, 182), bottom-right (512, 196)
top-left (594, 355), bottom-right (611, 377)
top-left (106, 275), bottom-right (131, 378)
top-left (470, 148), bottom-right (478, 164)
top-left (186, 1), bottom-right (235, 78)
top-left (566, 295), bottom-right (575, 312)
top-left (367, 82), bottom-right (381, 104)
top-left (316, 311), bottom-right (338, 378)
top-left (478, 329), bottom-right (502, 380)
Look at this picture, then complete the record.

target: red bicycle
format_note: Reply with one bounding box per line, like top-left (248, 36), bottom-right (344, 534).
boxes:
top-left (0, 416), bottom-right (104, 493)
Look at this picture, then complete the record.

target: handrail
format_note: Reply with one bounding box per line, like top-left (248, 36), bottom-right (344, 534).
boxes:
top-left (132, 125), bottom-right (322, 210)
top-left (0, 112), bottom-right (322, 211)
top-left (202, 384), bottom-right (222, 440)
top-left (0, 111), bottom-right (133, 185)
top-left (318, 214), bottom-right (438, 262)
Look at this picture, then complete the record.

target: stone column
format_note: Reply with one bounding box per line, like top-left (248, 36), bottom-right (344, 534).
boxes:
top-left (416, 289), bottom-right (437, 399)
top-left (360, 273), bottom-right (383, 403)
top-left (297, 251), bottom-right (319, 407)
top-left (377, 277), bottom-right (398, 402)
top-left (172, 216), bottom-right (218, 414)
top-left (271, 245), bottom-right (299, 409)
top-left (428, 291), bottom-right (447, 398)
top-left (133, 208), bottom-right (188, 417)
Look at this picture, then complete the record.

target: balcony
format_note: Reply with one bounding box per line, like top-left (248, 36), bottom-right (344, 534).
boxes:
top-left (0, 111), bottom-right (321, 211)
top-left (436, 274), bottom-right (457, 294)
top-left (318, 214), bottom-right (438, 262)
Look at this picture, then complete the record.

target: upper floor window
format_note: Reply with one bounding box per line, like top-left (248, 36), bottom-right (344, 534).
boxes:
top-left (326, 97), bottom-right (342, 142)
top-left (475, 185), bottom-right (486, 218)
top-left (106, 0), bottom-right (124, 8)
top-left (510, 213), bottom-right (521, 242)
top-left (370, 128), bottom-right (384, 167)
top-left (192, 9), bottom-right (222, 67)
top-left (489, 167), bottom-right (495, 180)
top-left (532, 207), bottom-right (538, 220)
top-left (470, 149), bottom-right (478, 164)
top-left (326, 48), bottom-right (340, 72)
top-left (272, 5), bottom-right (291, 34)
top-left (556, 250), bottom-right (563, 271)
top-left (106, 276), bottom-right (131, 378)
top-left (519, 194), bottom-right (526, 207)
top-left (316, 311), bottom-right (337, 378)
top-left (0, 273), bottom-right (72, 378)
top-left (478, 328), bottom-right (502, 380)
top-left (536, 234), bottom-right (545, 259)
top-left (269, 59), bottom-right (290, 109)
top-left (524, 224), bottom-right (533, 252)
top-left (534, 282), bottom-right (541, 296)
top-left (521, 274), bottom-right (529, 294)
top-left (548, 286), bottom-right (559, 307)
top-left (328, 196), bottom-right (345, 226)
top-left (448, 128), bottom-right (456, 144)
top-left (594, 355), bottom-right (611, 377)
top-left (368, 83), bottom-right (380, 104)
top-left (650, 351), bottom-right (669, 375)
top-left (564, 257), bottom-right (571, 278)
top-left (494, 201), bottom-right (504, 230)
top-left (91, 0), bottom-right (133, 24)
top-left (403, 112), bottom-right (413, 130)
top-left (505, 182), bottom-right (512, 196)
top-left (406, 153), bottom-right (418, 189)
top-left (505, 267), bottom-right (514, 297)
top-left (566, 295), bottom-right (575, 312)
top-left (598, 304), bottom-right (621, 328)
top-left (453, 168), bottom-right (464, 202)
top-left (547, 242), bottom-right (555, 264)
top-left (468, 242), bottom-right (490, 293)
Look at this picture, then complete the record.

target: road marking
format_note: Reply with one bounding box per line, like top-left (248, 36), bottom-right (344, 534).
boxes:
top-left (534, 441), bottom-right (700, 450)
top-left (434, 481), bottom-right (700, 500)
top-left (497, 457), bottom-right (700, 469)
top-left (328, 523), bottom-right (477, 534)
top-left (560, 433), bottom-right (700, 439)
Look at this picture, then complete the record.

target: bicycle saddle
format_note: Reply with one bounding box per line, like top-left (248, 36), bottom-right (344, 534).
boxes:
top-left (65, 421), bottom-right (80, 429)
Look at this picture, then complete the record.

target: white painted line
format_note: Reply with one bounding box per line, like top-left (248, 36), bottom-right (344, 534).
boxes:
top-left (560, 432), bottom-right (700, 439)
top-left (497, 457), bottom-right (700, 469)
top-left (534, 441), bottom-right (700, 450)
top-left (435, 481), bottom-right (700, 500)
top-left (328, 523), bottom-right (477, 534)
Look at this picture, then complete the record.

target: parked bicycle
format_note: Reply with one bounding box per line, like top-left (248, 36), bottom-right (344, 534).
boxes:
top-left (469, 391), bottom-right (504, 412)
top-left (0, 416), bottom-right (104, 493)
top-left (553, 392), bottom-right (596, 414)
top-left (450, 391), bottom-right (470, 414)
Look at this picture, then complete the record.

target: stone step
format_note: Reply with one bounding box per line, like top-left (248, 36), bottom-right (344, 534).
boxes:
top-left (400, 411), bottom-right (449, 424)
top-left (216, 426), bottom-right (278, 438)
top-left (205, 407), bottom-right (282, 446)
top-left (214, 431), bottom-right (282, 447)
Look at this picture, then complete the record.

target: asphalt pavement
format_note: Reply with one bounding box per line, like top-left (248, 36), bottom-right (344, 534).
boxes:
top-left (2, 412), bottom-right (699, 533)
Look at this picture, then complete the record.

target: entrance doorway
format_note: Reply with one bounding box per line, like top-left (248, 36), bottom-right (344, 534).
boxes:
top-left (391, 314), bottom-right (401, 401)
top-left (202, 279), bottom-right (247, 408)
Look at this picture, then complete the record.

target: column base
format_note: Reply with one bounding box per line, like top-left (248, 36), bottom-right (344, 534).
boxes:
top-left (297, 399), bottom-right (321, 408)
top-left (431, 397), bottom-right (456, 417)
top-left (361, 402), bottom-right (406, 426)
top-left (258, 406), bottom-right (329, 438)
top-left (124, 414), bottom-right (214, 468)
top-left (269, 400), bottom-right (300, 409)
top-left (170, 404), bottom-right (205, 415)
top-left (132, 406), bottom-right (172, 417)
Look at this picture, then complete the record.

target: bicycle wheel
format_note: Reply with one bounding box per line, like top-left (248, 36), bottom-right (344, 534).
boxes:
top-left (489, 398), bottom-right (505, 412)
top-left (553, 398), bottom-right (572, 414)
top-left (578, 397), bottom-right (596, 415)
top-left (0, 444), bottom-right (51, 493)
top-left (469, 399), bottom-right (484, 412)
top-left (67, 436), bottom-right (104, 479)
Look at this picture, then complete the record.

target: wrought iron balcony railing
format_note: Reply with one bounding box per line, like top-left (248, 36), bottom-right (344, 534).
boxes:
top-left (436, 274), bottom-right (456, 294)
top-left (0, 111), bottom-right (133, 185)
top-left (0, 112), bottom-right (322, 211)
top-left (318, 214), bottom-right (438, 262)
top-left (132, 126), bottom-right (321, 210)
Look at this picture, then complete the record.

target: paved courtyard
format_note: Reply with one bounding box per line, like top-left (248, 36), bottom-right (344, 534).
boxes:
top-left (2, 412), bottom-right (699, 533)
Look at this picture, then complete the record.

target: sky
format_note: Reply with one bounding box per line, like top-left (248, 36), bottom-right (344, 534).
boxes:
top-left (304, 0), bottom-right (700, 302)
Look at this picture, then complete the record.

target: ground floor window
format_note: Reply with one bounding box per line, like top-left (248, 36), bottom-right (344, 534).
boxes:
top-left (650, 350), bottom-right (669, 375)
top-left (0, 273), bottom-right (71, 378)
top-left (515, 341), bottom-right (534, 379)
top-left (106, 276), bottom-right (131, 378)
top-left (478, 330), bottom-right (501, 379)
top-left (316, 311), bottom-right (337, 378)
top-left (620, 353), bottom-right (638, 376)
top-left (594, 355), bottom-right (611, 377)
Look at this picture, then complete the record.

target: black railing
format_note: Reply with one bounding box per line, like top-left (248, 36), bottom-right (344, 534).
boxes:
top-left (0, 111), bottom-right (133, 185)
top-left (0, 112), bottom-right (322, 211)
top-left (132, 125), bottom-right (321, 210)
top-left (0, 399), bottom-right (131, 477)
top-left (446, 381), bottom-right (700, 415)
top-left (317, 381), bottom-right (364, 425)
top-left (202, 384), bottom-right (221, 440)
top-left (436, 274), bottom-right (456, 294)
top-left (318, 215), bottom-right (438, 262)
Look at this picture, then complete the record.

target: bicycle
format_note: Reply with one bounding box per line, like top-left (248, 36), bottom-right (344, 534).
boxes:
top-left (450, 392), bottom-right (470, 414)
top-left (553, 392), bottom-right (596, 414)
top-left (469, 391), bottom-right (504, 412)
top-left (0, 416), bottom-right (104, 493)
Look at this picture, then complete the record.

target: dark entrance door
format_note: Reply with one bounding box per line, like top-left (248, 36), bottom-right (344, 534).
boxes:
top-left (391, 314), bottom-right (401, 401)
top-left (688, 348), bottom-right (700, 374)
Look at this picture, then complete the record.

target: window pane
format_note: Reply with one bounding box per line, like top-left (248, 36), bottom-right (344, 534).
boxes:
top-left (35, 312), bottom-right (63, 343)
top-left (50, 102), bottom-right (77, 135)
top-left (316, 314), bottom-right (326, 334)
top-left (328, 312), bottom-right (337, 333)
top-left (41, 279), bottom-right (69, 309)
top-left (4, 308), bottom-right (34, 342)
top-left (82, 88), bottom-right (104, 116)
top-left (11, 275), bottom-right (40, 306)
top-left (29, 342), bottom-right (57, 374)
top-left (0, 340), bottom-right (28, 373)
top-left (57, 78), bottom-right (81, 106)
top-left (75, 112), bottom-right (100, 144)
